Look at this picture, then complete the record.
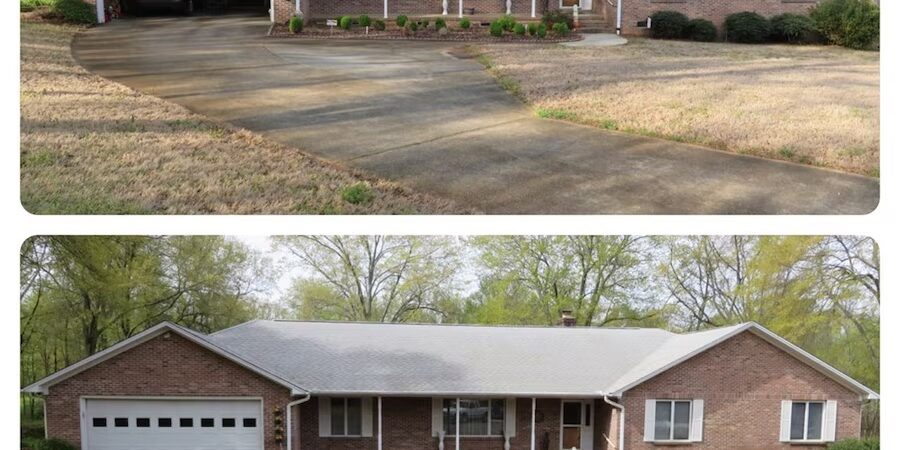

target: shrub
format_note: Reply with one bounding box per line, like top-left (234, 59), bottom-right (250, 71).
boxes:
top-left (552, 21), bottom-right (570, 36)
top-left (810, 0), bottom-right (879, 49)
top-left (649, 10), bottom-right (689, 39)
top-left (419, 18), bottom-right (430, 28)
top-left (358, 14), bottom-right (371, 27)
top-left (459, 16), bottom-right (471, 29)
top-left (407, 20), bottom-right (418, 32)
top-left (496, 14), bottom-right (516, 31)
top-left (341, 183), bottom-right (374, 205)
top-left (527, 22), bottom-right (538, 35)
top-left (514, 23), bottom-right (526, 35)
top-left (770, 13), bottom-right (816, 42)
top-left (725, 11), bottom-right (771, 43)
top-left (339, 15), bottom-right (352, 29)
top-left (435, 17), bottom-right (447, 29)
top-left (20, 0), bottom-right (54, 12)
top-left (490, 20), bottom-right (504, 37)
top-left (396, 14), bottom-right (408, 26)
top-left (373, 19), bottom-right (386, 30)
top-left (536, 23), bottom-right (548, 38)
top-left (828, 438), bottom-right (879, 450)
top-left (542, 9), bottom-right (574, 28)
top-left (22, 438), bottom-right (77, 450)
top-left (686, 18), bottom-right (717, 41)
top-left (51, 0), bottom-right (96, 24)
top-left (289, 15), bottom-right (303, 33)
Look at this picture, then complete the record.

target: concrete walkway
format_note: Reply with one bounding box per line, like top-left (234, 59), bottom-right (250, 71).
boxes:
top-left (562, 33), bottom-right (627, 47)
top-left (72, 15), bottom-right (879, 214)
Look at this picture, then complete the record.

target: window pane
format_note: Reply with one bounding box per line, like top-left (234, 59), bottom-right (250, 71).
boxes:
top-left (180, 418), bottom-right (193, 427)
top-left (790, 403), bottom-right (807, 440)
top-left (331, 398), bottom-right (345, 436)
top-left (222, 418), bottom-right (236, 428)
top-left (346, 398), bottom-right (362, 435)
top-left (443, 399), bottom-right (456, 434)
top-left (459, 399), bottom-right (489, 436)
top-left (490, 399), bottom-right (505, 436)
top-left (243, 418), bottom-right (257, 428)
top-left (93, 418), bottom-right (107, 427)
top-left (807, 403), bottom-right (824, 440)
top-left (673, 402), bottom-right (691, 440)
top-left (201, 418), bottom-right (214, 428)
top-left (136, 418), bottom-right (150, 428)
top-left (158, 418), bottom-right (172, 428)
top-left (654, 401), bottom-right (672, 441)
top-left (114, 418), bottom-right (128, 427)
top-left (563, 402), bottom-right (582, 426)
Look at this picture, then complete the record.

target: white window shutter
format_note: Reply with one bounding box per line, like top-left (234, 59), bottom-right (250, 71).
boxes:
top-left (505, 398), bottom-right (517, 437)
top-left (643, 399), bottom-right (656, 442)
top-left (318, 397), bottom-right (332, 437)
top-left (432, 398), bottom-right (443, 437)
top-left (824, 400), bottom-right (838, 442)
top-left (361, 397), bottom-right (374, 437)
top-left (779, 400), bottom-right (792, 442)
top-left (690, 399), bottom-right (704, 442)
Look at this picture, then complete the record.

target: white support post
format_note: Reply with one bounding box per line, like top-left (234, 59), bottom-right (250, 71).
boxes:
top-left (455, 398), bottom-right (461, 450)
top-left (530, 398), bottom-right (536, 450)
top-left (377, 397), bottom-right (383, 450)
top-left (530, 0), bottom-right (535, 18)
top-left (443, 0), bottom-right (448, 14)
top-left (383, 0), bottom-right (387, 18)
top-left (458, 0), bottom-right (462, 18)
top-left (96, 0), bottom-right (105, 24)
top-left (615, 0), bottom-right (623, 34)
top-left (505, 0), bottom-right (511, 15)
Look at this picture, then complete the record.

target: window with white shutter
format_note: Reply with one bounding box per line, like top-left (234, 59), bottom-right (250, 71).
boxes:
top-left (318, 397), bottom-right (373, 437)
top-left (643, 399), bottom-right (704, 442)
top-left (779, 400), bottom-right (837, 442)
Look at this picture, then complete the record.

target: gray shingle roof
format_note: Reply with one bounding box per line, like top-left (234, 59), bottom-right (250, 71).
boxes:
top-left (207, 320), bottom-right (749, 396)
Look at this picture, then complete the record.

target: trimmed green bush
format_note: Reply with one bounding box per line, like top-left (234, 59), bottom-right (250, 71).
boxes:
top-left (490, 20), bottom-right (504, 37)
top-left (407, 20), bottom-right (418, 32)
top-left (649, 10), bottom-right (689, 39)
top-left (358, 14), bottom-right (371, 27)
top-left (542, 9), bottom-right (574, 28)
top-left (435, 17), bottom-right (447, 29)
top-left (536, 23), bottom-right (548, 38)
top-left (828, 438), bottom-right (879, 450)
top-left (51, 0), bottom-right (96, 24)
top-left (496, 14), bottom-right (516, 31)
top-left (396, 14), bottom-right (408, 26)
top-left (513, 23), bottom-right (526, 35)
top-left (770, 13), bottom-right (816, 42)
top-left (339, 15), bottom-right (352, 29)
top-left (20, 0), bottom-right (54, 12)
top-left (22, 438), bottom-right (77, 450)
top-left (459, 16), bottom-right (471, 29)
top-left (289, 15), bottom-right (303, 33)
top-left (687, 18), bottom-right (717, 41)
top-left (725, 11), bottom-right (771, 43)
top-left (810, 0), bottom-right (879, 49)
top-left (373, 19), bottom-right (386, 30)
top-left (527, 22), bottom-right (538, 35)
top-left (552, 21), bottom-right (570, 36)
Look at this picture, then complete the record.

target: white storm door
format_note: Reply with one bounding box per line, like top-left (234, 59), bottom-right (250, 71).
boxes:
top-left (83, 398), bottom-right (263, 450)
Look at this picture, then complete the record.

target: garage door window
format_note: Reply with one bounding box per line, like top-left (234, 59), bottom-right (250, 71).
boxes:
top-left (93, 418), bottom-right (107, 427)
top-left (201, 418), bottom-right (215, 428)
top-left (223, 418), bottom-right (236, 427)
top-left (180, 418), bottom-right (194, 427)
top-left (244, 418), bottom-right (257, 428)
top-left (137, 418), bottom-right (150, 428)
top-left (115, 418), bottom-right (129, 427)
top-left (159, 418), bottom-right (172, 427)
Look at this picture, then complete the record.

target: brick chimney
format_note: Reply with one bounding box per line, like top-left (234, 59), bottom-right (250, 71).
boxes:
top-left (559, 309), bottom-right (577, 327)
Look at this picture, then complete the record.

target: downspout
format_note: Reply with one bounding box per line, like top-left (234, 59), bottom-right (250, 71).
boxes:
top-left (286, 393), bottom-right (312, 450)
top-left (614, 0), bottom-right (622, 35)
top-left (603, 395), bottom-right (625, 450)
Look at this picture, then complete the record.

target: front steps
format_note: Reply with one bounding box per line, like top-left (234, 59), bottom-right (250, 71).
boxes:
top-left (574, 14), bottom-right (614, 33)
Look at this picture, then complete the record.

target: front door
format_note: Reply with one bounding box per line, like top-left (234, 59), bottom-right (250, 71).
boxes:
top-left (561, 400), bottom-right (594, 450)
top-left (560, 0), bottom-right (579, 7)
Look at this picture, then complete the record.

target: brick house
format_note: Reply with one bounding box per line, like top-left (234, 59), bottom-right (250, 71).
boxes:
top-left (23, 320), bottom-right (877, 450)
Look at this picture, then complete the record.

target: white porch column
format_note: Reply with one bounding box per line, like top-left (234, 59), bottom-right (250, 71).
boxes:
top-left (95, 0), bottom-right (105, 24)
top-left (383, 0), bottom-right (388, 18)
top-left (530, 398), bottom-right (536, 450)
top-left (530, 0), bottom-right (535, 18)
top-left (505, 0), bottom-right (511, 14)
top-left (455, 398), bottom-right (461, 450)
top-left (377, 397), bottom-right (383, 450)
top-left (458, 0), bottom-right (462, 17)
top-left (443, 0), bottom-right (448, 14)
top-left (615, 0), bottom-right (623, 33)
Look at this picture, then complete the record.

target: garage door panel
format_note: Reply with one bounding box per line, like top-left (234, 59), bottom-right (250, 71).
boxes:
top-left (84, 399), bottom-right (262, 450)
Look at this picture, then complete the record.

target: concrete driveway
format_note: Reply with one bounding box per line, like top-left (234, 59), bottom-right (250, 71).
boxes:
top-left (72, 15), bottom-right (879, 214)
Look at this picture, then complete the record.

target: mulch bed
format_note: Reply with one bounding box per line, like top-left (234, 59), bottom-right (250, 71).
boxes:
top-left (269, 25), bottom-right (583, 43)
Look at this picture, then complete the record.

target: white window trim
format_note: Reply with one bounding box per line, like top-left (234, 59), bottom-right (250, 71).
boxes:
top-left (328, 397), bottom-right (364, 437)
top-left (651, 399), bottom-right (693, 443)
top-left (441, 398), bottom-right (507, 438)
top-left (788, 401), bottom-right (827, 443)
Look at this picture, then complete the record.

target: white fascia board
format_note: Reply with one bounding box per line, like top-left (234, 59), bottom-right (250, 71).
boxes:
top-left (22, 322), bottom-right (307, 396)
top-left (309, 390), bottom-right (607, 398)
top-left (611, 323), bottom-right (879, 400)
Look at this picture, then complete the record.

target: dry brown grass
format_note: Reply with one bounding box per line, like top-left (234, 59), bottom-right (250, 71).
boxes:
top-left (474, 38), bottom-right (879, 176)
top-left (20, 18), bottom-right (458, 214)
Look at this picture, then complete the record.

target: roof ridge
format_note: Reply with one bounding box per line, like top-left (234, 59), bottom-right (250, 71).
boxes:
top-left (268, 319), bottom-right (674, 332)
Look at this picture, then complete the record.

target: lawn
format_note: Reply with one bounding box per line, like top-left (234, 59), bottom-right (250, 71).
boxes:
top-left (473, 38), bottom-right (879, 176)
top-left (20, 17), bottom-right (457, 214)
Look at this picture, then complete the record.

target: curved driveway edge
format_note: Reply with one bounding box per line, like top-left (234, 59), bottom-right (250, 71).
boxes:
top-left (72, 15), bottom-right (879, 214)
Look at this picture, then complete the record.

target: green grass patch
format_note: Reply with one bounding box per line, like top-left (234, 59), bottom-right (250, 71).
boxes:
top-left (779, 146), bottom-right (796, 159)
top-left (536, 108), bottom-right (576, 120)
top-left (341, 182), bottom-right (375, 205)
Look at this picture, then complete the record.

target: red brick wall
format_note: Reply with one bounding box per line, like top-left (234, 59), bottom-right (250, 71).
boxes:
top-left (294, 0), bottom-right (545, 20)
top-left (621, 331), bottom-right (863, 450)
top-left (621, 0), bottom-right (817, 35)
top-left (44, 332), bottom-right (294, 450)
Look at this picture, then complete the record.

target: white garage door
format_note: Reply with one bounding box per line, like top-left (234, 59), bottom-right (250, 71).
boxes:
top-left (83, 398), bottom-right (263, 450)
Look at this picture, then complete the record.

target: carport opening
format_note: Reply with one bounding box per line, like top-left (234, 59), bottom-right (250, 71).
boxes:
top-left (118, 0), bottom-right (268, 17)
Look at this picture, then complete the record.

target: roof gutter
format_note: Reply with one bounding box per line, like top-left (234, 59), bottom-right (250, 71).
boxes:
top-left (285, 393), bottom-right (311, 450)
top-left (604, 395), bottom-right (625, 450)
